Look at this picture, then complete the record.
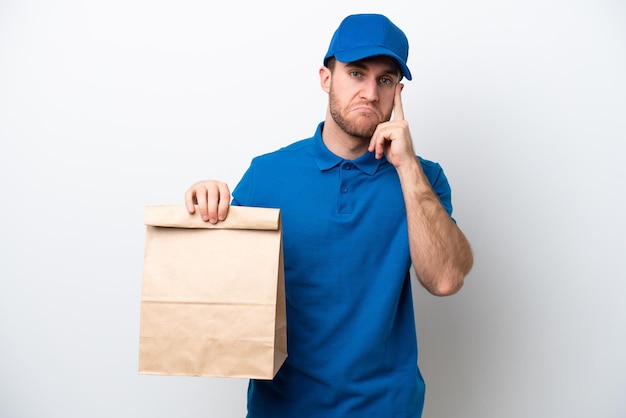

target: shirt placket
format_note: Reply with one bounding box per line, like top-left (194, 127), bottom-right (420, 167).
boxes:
top-left (338, 161), bottom-right (357, 215)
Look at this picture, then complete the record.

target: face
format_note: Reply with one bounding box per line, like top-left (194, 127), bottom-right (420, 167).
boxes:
top-left (324, 57), bottom-right (401, 139)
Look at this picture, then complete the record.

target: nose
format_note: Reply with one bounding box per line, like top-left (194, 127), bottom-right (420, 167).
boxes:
top-left (359, 78), bottom-right (379, 102)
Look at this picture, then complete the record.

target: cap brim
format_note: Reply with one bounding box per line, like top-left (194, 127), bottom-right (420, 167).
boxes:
top-left (333, 46), bottom-right (412, 80)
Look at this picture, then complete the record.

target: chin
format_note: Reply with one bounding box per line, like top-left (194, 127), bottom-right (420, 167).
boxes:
top-left (347, 126), bottom-right (376, 139)
top-left (352, 119), bottom-right (379, 137)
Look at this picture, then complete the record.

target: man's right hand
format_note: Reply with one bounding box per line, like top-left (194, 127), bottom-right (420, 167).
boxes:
top-left (184, 180), bottom-right (231, 223)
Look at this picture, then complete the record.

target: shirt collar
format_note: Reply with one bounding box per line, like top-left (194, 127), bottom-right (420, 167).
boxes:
top-left (313, 122), bottom-right (387, 175)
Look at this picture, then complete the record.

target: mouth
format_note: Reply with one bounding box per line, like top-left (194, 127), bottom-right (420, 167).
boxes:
top-left (351, 106), bottom-right (378, 117)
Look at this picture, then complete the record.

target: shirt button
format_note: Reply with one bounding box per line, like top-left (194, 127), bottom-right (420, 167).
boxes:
top-left (341, 187), bottom-right (348, 193)
top-left (343, 162), bottom-right (353, 170)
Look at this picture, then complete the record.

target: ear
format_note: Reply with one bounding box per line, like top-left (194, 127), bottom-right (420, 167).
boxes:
top-left (319, 66), bottom-right (331, 93)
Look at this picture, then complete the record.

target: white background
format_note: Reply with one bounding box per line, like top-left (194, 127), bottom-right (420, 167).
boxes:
top-left (1, 1), bottom-right (625, 417)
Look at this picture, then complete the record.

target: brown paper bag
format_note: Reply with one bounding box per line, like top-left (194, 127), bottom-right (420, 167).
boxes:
top-left (138, 205), bottom-right (287, 379)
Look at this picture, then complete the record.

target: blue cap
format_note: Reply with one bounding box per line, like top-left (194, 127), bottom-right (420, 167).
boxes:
top-left (324, 14), bottom-right (412, 80)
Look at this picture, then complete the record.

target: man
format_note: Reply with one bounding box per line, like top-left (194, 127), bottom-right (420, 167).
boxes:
top-left (185, 13), bottom-right (473, 417)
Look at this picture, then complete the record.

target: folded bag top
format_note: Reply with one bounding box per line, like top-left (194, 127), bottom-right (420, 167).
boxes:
top-left (144, 205), bottom-right (280, 230)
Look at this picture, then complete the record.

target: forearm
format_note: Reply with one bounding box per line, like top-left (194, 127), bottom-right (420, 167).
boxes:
top-left (397, 160), bottom-right (473, 296)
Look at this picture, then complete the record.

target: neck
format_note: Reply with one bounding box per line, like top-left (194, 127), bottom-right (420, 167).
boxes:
top-left (321, 113), bottom-right (370, 160)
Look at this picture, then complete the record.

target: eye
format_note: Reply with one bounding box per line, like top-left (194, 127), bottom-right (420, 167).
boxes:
top-left (379, 77), bottom-right (393, 85)
top-left (350, 70), bottom-right (362, 78)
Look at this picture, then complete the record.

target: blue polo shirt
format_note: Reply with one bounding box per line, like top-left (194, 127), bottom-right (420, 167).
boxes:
top-left (232, 122), bottom-right (454, 418)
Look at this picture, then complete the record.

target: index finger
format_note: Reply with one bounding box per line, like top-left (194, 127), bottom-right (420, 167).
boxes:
top-left (392, 82), bottom-right (405, 121)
